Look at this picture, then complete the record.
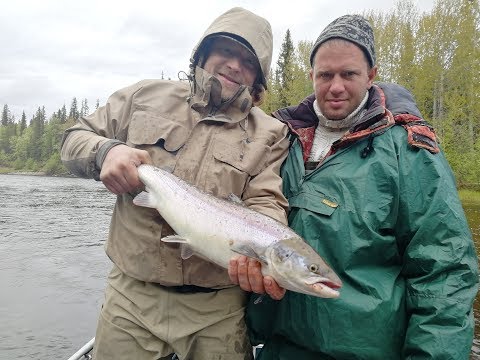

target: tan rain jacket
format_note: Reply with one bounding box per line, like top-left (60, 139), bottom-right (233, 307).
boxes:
top-left (61, 7), bottom-right (289, 288)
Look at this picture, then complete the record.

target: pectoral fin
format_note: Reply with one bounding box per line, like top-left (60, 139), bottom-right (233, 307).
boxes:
top-left (230, 244), bottom-right (268, 265)
top-left (161, 235), bottom-right (189, 244)
top-left (180, 245), bottom-right (195, 260)
top-left (133, 191), bottom-right (157, 209)
top-left (227, 193), bottom-right (244, 205)
top-left (161, 236), bottom-right (195, 260)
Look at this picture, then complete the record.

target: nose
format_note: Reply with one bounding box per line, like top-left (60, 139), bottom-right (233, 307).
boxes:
top-left (329, 75), bottom-right (345, 95)
top-left (225, 56), bottom-right (242, 72)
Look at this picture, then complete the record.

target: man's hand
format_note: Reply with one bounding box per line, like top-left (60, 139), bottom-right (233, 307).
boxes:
top-left (100, 145), bottom-right (152, 194)
top-left (228, 255), bottom-right (286, 300)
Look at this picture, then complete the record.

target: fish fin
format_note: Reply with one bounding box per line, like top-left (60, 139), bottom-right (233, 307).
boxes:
top-left (161, 235), bottom-right (189, 244)
top-left (180, 244), bottom-right (195, 260)
top-left (231, 244), bottom-right (268, 265)
top-left (161, 237), bottom-right (196, 260)
top-left (132, 191), bottom-right (157, 208)
top-left (227, 193), bottom-right (244, 205)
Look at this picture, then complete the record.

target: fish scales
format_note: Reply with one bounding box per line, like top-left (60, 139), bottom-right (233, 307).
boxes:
top-left (133, 164), bottom-right (342, 298)
top-left (139, 165), bottom-right (292, 249)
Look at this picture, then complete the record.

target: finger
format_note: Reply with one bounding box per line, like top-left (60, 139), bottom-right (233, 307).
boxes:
top-left (228, 257), bottom-right (240, 284)
top-left (100, 168), bottom-right (125, 194)
top-left (247, 259), bottom-right (265, 294)
top-left (135, 149), bottom-right (153, 165)
top-left (236, 256), bottom-right (252, 292)
top-left (103, 178), bottom-right (124, 194)
top-left (263, 276), bottom-right (286, 300)
top-left (124, 162), bottom-right (143, 189)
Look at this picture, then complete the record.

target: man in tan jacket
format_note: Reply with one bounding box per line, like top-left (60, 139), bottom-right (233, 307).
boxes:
top-left (61, 7), bottom-right (287, 360)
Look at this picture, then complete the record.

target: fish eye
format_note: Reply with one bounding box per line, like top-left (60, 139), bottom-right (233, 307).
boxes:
top-left (309, 264), bottom-right (319, 272)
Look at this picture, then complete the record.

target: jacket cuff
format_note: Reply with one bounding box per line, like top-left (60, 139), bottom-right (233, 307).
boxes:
top-left (95, 139), bottom-right (126, 171)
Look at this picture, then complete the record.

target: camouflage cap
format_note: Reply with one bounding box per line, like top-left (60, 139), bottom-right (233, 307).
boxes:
top-left (310, 15), bottom-right (376, 67)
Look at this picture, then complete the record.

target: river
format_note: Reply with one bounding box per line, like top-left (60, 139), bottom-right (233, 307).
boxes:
top-left (0, 174), bottom-right (479, 359)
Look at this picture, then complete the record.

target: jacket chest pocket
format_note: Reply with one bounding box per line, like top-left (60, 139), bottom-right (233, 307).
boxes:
top-left (205, 137), bottom-right (271, 197)
top-left (288, 188), bottom-right (338, 217)
top-left (127, 110), bottom-right (190, 151)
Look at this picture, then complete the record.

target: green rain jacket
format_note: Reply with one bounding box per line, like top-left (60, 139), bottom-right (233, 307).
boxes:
top-left (247, 83), bottom-right (478, 359)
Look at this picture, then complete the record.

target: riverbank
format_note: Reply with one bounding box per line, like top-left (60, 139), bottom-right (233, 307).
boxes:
top-left (2, 167), bottom-right (480, 200)
top-left (0, 167), bottom-right (70, 177)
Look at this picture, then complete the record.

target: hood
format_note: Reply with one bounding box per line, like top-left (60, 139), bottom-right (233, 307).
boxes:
top-left (190, 7), bottom-right (273, 88)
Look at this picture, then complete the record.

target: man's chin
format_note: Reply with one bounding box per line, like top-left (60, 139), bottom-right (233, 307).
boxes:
top-left (325, 112), bottom-right (348, 120)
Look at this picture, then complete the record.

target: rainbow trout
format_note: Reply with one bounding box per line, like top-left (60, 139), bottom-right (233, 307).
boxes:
top-left (133, 164), bottom-right (342, 298)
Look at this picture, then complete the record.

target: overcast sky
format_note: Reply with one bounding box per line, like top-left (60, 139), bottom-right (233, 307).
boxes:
top-left (1, 0), bottom-right (435, 121)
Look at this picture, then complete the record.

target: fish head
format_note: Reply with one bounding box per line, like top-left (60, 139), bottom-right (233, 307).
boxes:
top-left (265, 237), bottom-right (342, 298)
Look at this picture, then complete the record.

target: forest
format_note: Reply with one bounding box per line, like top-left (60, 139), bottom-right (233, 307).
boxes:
top-left (0, 0), bottom-right (479, 189)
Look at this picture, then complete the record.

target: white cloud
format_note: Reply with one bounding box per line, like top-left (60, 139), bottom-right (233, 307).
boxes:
top-left (0, 0), bottom-right (434, 120)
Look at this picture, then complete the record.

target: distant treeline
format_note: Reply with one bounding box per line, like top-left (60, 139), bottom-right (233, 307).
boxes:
top-left (0, 98), bottom-right (99, 175)
top-left (1, 0), bottom-right (479, 188)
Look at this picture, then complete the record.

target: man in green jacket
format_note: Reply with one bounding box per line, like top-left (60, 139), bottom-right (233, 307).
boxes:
top-left (230, 14), bottom-right (478, 359)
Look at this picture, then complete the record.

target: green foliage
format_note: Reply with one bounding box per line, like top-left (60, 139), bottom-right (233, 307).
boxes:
top-left (0, 150), bottom-right (9, 167)
top-left (260, 38), bottom-right (314, 115)
top-left (43, 152), bottom-right (67, 175)
top-left (369, 0), bottom-right (480, 187)
top-left (2, 104), bottom-right (10, 126)
top-left (0, 102), bottom-right (85, 175)
top-left (25, 158), bottom-right (40, 172)
top-left (275, 29), bottom-right (295, 108)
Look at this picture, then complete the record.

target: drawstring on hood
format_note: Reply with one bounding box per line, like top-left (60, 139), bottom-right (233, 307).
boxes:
top-left (361, 134), bottom-right (375, 158)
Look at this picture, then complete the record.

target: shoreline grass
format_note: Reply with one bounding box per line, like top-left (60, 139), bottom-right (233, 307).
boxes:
top-left (458, 189), bottom-right (480, 204)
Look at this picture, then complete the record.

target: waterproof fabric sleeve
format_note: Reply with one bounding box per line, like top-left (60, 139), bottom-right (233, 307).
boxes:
top-left (394, 130), bottom-right (478, 359)
top-left (61, 80), bottom-right (145, 180)
top-left (242, 107), bottom-right (289, 224)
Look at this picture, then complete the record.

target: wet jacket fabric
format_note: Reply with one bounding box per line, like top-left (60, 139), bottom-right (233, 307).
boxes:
top-left (61, 8), bottom-right (288, 288)
top-left (246, 83), bottom-right (478, 359)
top-left (61, 77), bottom-right (288, 288)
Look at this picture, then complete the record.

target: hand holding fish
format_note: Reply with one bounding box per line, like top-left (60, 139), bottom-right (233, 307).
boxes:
top-left (229, 255), bottom-right (286, 300)
top-left (100, 145), bottom-right (152, 194)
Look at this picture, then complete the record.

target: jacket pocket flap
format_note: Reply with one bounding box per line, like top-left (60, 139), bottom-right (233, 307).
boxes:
top-left (128, 111), bottom-right (189, 151)
top-left (213, 138), bottom-right (271, 176)
top-left (288, 191), bottom-right (337, 216)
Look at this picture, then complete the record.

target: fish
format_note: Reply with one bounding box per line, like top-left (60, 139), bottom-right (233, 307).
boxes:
top-left (132, 164), bottom-right (342, 298)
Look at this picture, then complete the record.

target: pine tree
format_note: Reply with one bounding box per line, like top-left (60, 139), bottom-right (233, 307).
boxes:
top-left (19, 111), bottom-right (27, 134)
top-left (69, 97), bottom-right (79, 121)
top-left (60, 104), bottom-right (67, 123)
top-left (275, 29), bottom-right (295, 108)
top-left (80, 98), bottom-right (89, 117)
top-left (28, 107), bottom-right (46, 161)
top-left (1, 104), bottom-right (10, 126)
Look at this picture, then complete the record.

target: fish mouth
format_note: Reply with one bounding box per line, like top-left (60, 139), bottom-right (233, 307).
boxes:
top-left (306, 278), bottom-right (342, 298)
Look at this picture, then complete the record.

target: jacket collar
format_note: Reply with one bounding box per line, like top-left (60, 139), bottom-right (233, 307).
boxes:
top-left (189, 66), bottom-right (253, 124)
top-left (274, 86), bottom-right (394, 162)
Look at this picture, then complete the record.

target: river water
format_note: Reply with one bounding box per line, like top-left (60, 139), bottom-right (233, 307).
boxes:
top-left (0, 174), bottom-right (479, 359)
